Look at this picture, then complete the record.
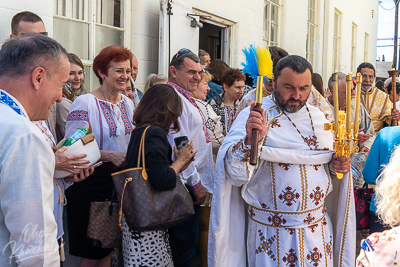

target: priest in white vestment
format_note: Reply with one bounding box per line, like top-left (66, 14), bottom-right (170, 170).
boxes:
top-left (209, 55), bottom-right (356, 267)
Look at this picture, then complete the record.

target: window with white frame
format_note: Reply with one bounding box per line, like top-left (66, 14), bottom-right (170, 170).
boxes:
top-left (263, 0), bottom-right (279, 47)
top-left (364, 33), bottom-right (369, 62)
top-left (306, 0), bottom-right (316, 66)
top-left (351, 23), bottom-right (357, 72)
top-left (53, 0), bottom-right (129, 91)
top-left (332, 10), bottom-right (340, 72)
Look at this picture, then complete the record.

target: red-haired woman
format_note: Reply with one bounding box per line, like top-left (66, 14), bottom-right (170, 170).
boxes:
top-left (64, 45), bottom-right (134, 266)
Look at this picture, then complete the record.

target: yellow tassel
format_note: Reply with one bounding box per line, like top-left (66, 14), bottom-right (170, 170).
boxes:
top-left (60, 236), bottom-right (65, 261)
top-left (256, 46), bottom-right (273, 78)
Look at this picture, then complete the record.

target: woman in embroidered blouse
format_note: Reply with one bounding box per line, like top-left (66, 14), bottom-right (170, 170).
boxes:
top-left (56, 53), bottom-right (86, 142)
top-left (356, 145), bottom-right (400, 266)
top-left (64, 45), bottom-right (135, 266)
top-left (208, 68), bottom-right (246, 136)
top-left (123, 84), bottom-right (196, 267)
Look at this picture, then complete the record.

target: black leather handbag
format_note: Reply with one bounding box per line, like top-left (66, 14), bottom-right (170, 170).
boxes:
top-left (111, 126), bottom-right (195, 232)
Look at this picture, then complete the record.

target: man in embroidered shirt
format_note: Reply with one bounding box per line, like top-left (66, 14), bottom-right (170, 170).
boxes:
top-left (0, 34), bottom-right (69, 266)
top-left (166, 48), bottom-right (213, 267)
top-left (357, 62), bottom-right (399, 133)
top-left (209, 55), bottom-right (355, 267)
top-left (10, 11), bottom-right (58, 139)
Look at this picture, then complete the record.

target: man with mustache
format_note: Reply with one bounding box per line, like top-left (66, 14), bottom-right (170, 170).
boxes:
top-left (209, 55), bottom-right (355, 267)
top-left (358, 62), bottom-right (399, 133)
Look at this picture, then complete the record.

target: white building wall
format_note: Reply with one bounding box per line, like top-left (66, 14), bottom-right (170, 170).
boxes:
top-left (0, 0), bottom-right (379, 91)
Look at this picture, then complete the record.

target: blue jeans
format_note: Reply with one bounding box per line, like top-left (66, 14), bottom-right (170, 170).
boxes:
top-left (169, 205), bottom-right (200, 267)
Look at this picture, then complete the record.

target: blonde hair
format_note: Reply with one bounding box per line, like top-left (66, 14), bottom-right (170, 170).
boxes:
top-left (376, 145), bottom-right (400, 227)
top-left (199, 70), bottom-right (212, 83)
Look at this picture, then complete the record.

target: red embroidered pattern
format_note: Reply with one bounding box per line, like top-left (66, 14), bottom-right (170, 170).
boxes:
top-left (313, 164), bottom-right (321, 171)
top-left (285, 228), bottom-right (295, 235)
top-left (278, 163), bottom-right (292, 171)
top-left (278, 186), bottom-right (300, 207)
top-left (249, 207), bottom-right (255, 217)
top-left (67, 110), bottom-right (88, 122)
top-left (270, 118), bottom-right (281, 128)
top-left (268, 214), bottom-right (287, 227)
top-left (120, 101), bottom-right (133, 135)
top-left (99, 101), bottom-right (117, 137)
top-left (304, 135), bottom-right (319, 148)
top-left (255, 230), bottom-right (276, 260)
top-left (306, 247), bottom-right (322, 266)
top-left (308, 224), bottom-right (318, 233)
top-left (326, 236), bottom-right (333, 260)
top-left (303, 213), bottom-right (315, 225)
top-left (282, 248), bottom-right (298, 267)
top-left (261, 203), bottom-right (268, 209)
top-left (309, 186), bottom-right (325, 206)
top-left (242, 150), bottom-right (250, 162)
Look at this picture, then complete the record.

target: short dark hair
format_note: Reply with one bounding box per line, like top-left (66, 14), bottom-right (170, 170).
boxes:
top-left (221, 68), bottom-right (246, 87)
top-left (170, 48), bottom-right (200, 71)
top-left (93, 45), bottom-right (133, 85)
top-left (376, 80), bottom-right (385, 91)
top-left (327, 72), bottom-right (346, 92)
top-left (0, 34), bottom-right (68, 79)
top-left (206, 59), bottom-right (229, 84)
top-left (312, 73), bottom-right (324, 95)
top-left (269, 46), bottom-right (289, 70)
top-left (357, 62), bottom-right (375, 77)
top-left (133, 84), bottom-right (182, 134)
top-left (274, 55), bottom-right (313, 81)
top-left (11, 11), bottom-right (43, 35)
top-left (387, 82), bottom-right (400, 95)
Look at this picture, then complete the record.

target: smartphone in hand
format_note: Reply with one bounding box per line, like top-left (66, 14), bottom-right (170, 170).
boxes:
top-left (174, 136), bottom-right (189, 150)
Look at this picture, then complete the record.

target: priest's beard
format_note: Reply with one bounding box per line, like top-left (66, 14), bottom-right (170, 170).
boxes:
top-left (273, 85), bottom-right (310, 113)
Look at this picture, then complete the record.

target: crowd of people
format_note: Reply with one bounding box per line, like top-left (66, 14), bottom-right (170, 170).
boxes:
top-left (1, 10), bottom-right (400, 267)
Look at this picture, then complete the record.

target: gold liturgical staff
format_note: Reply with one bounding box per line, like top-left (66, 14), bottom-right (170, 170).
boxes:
top-left (324, 72), bottom-right (362, 179)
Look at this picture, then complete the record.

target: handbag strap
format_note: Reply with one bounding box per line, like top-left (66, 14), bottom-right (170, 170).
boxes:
top-left (119, 177), bottom-right (133, 230)
top-left (137, 125), bottom-right (151, 180)
top-left (118, 125), bottom-right (151, 230)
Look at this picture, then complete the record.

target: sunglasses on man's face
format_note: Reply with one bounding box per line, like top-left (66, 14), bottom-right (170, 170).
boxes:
top-left (16, 32), bottom-right (48, 37)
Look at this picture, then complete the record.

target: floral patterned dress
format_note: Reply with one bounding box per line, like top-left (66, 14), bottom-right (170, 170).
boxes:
top-left (356, 227), bottom-right (400, 267)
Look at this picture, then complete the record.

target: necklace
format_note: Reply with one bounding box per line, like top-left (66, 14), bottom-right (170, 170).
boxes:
top-left (274, 98), bottom-right (319, 150)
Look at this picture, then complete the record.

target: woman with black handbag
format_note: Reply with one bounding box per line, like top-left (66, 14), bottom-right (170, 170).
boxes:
top-left (123, 84), bottom-right (196, 266)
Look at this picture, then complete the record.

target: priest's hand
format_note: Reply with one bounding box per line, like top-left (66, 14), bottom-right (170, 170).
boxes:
top-left (331, 154), bottom-right (351, 174)
top-left (244, 102), bottom-right (267, 145)
top-left (392, 109), bottom-right (400, 122)
top-left (357, 128), bottom-right (370, 145)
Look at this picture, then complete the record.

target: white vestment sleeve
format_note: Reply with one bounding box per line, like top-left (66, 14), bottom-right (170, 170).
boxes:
top-left (0, 131), bottom-right (59, 266)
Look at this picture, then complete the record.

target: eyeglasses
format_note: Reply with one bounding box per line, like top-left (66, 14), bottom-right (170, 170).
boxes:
top-left (170, 48), bottom-right (192, 65)
top-left (16, 32), bottom-right (48, 37)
